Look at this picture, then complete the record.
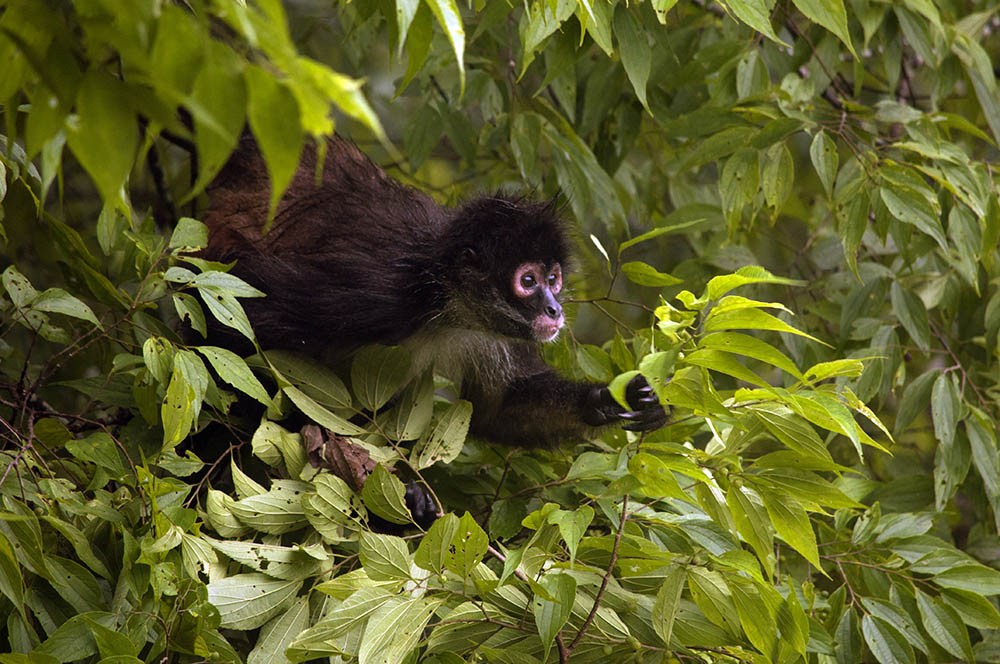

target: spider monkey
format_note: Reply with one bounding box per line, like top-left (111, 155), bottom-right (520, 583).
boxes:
top-left (201, 135), bottom-right (667, 448)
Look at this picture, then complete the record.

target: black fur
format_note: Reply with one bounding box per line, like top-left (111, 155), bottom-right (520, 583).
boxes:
top-left (202, 135), bottom-right (666, 447)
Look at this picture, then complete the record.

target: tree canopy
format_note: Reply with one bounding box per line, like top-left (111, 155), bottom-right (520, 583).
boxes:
top-left (2, 0), bottom-right (1000, 662)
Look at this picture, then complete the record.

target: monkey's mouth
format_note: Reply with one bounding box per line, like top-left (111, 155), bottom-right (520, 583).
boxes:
top-left (533, 316), bottom-right (564, 342)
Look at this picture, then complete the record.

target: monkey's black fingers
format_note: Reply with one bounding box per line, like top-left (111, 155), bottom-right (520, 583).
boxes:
top-left (617, 410), bottom-right (642, 420)
top-left (622, 406), bottom-right (670, 431)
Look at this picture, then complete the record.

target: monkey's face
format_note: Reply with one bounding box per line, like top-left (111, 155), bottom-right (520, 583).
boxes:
top-left (512, 262), bottom-right (564, 342)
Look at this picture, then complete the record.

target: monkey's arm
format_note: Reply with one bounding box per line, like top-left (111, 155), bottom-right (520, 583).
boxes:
top-left (465, 349), bottom-right (667, 447)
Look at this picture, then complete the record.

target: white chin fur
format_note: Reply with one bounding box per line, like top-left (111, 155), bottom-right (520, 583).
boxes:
top-left (536, 328), bottom-right (561, 343)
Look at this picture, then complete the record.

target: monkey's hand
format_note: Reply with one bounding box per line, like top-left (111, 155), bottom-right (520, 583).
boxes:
top-left (585, 375), bottom-right (669, 432)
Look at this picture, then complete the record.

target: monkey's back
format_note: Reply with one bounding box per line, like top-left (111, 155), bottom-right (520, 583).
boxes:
top-left (203, 137), bottom-right (449, 351)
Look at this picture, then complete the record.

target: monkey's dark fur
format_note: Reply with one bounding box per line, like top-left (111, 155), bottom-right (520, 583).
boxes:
top-left (202, 136), bottom-right (666, 447)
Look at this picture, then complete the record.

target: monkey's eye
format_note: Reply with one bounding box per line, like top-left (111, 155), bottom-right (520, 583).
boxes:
top-left (547, 273), bottom-right (559, 286)
top-left (520, 274), bottom-right (537, 290)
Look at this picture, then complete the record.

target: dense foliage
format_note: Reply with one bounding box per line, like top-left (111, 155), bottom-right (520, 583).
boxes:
top-left (2, 0), bottom-right (1000, 662)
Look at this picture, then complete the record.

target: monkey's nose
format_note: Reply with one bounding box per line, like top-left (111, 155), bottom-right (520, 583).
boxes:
top-left (545, 304), bottom-right (559, 318)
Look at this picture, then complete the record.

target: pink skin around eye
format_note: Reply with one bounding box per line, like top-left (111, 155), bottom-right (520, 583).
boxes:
top-left (513, 263), bottom-right (544, 298)
top-left (548, 265), bottom-right (562, 294)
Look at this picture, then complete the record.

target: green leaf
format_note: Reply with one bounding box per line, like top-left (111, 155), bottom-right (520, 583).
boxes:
top-left (809, 130), bottom-right (838, 197)
top-left (779, 591), bottom-right (809, 656)
top-left (548, 506), bottom-right (593, 565)
top-left (65, 431), bottom-right (127, 481)
top-left (188, 42), bottom-right (246, 197)
top-left (688, 567), bottom-right (741, 635)
top-left (621, 261), bottom-right (682, 287)
top-left (934, 565), bottom-right (1000, 594)
top-left (413, 400), bottom-right (472, 469)
top-left (142, 337), bottom-right (174, 385)
top-left (894, 368), bottom-right (937, 437)
top-left (931, 373), bottom-right (960, 451)
top-left (791, 0), bottom-right (857, 58)
top-left (206, 489), bottom-right (251, 538)
top-left (860, 597), bottom-right (928, 654)
top-left (161, 366), bottom-right (196, 448)
top-left (652, 566), bottom-right (686, 647)
top-left (286, 587), bottom-right (395, 659)
top-left (967, 418), bottom-right (1000, 512)
top-left (206, 538), bottom-right (324, 581)
top-left (414, 513), bottom-right (460, 574)
top-left (351, 345), bottom-right (411, 412)
top-left (837, 191), bottom-right (869, 280)
top-left (361, 465), bottom-right (412, 526)
top-left (533, 572), bottom-right (576, 661)
top-left (916, 590), bottom-right (974, 662)
top-left (395, 0), bottom-right (421, 53)
top-left (229, 481), bottom-right (309, 534)
top-left (0, 533), bottom-right (24, 616)
top-left (719, 148), bottom-right (758, 232)
top-left (190, 270), bottom-right (266, 297)
top-left (65, 70), bottom-right (137, 203)
top-left (399, 4), bottom-right (433, 93)
top-left (197, 285), bottom-right (257, 342)
top-left (302, 473), bottom-right (367, 540)
top-left (759, 488), bottom-right (822, 570)
top-left (729, 577), bottom-right (777, 655)
top-left (941, 588), bottom-right (1000, 630)
top-left (245, 65), bottom-right (303, 226)
top-left (299, 61), bottom-right (385, 141)
top-left (207, 574), bottom-right (301, 630)
top-left (248, 597), bottom-right (310, 664)
top-left (879, 186), bottom-right (946, 251)
top-left (683, 349), bottom-right (767, 387)
top-left (890, 282), bottom-right (931, 351)
top-left (169, 217), bottom-right (208, 250)
top-left (283, 385), bottom-right (365, 436)
top-left (724, 0), bottom-right (786, 45)
top-left (382, 370), bottom-right (434, 441)
top-left (700, 331), bottom-right (802, 379)
top-left (614, 6), bottom-right (650, 111)
top-left (706, 266), bottom-right (806, 300)
top-left (358, 596), bottom-right (440, 664)
top-left (172, 293), bottom-right (207, 338)
top-left (705, 307), bottom-right (823, 344)
top-left (762, 141), bottom-right (794, 213)
top-left (31, 288), bottom-right (102, 329)
top-left (792, 391), bottom-right (872, 457)
top-left (423, 0), bottom-right (465, 95)
top-left (198, 346), bottom-right (275, 408)
top-left (726, 486), bottom-right (775, 577)
top-left (520, 0), bottom-right (575, 75)
top-left (577, 344), bottom-right (614, 381)
top-left (539, 110), bottom-right (625, 224)
top-left (861, 614), bottom-right (916, 664)
top-left (629, 453), bottom-right (688, 501)
top-left (359, 531), bottom-right (412, 581)
top-left (933, 428), bottom-right (971, 511)
top-left (952, 32), bottom-right (1000, 146)
top-left (262, 350), bottom-right (352, 410)
top-left (251, 420), bottom-right (307, 478)
top-left (755, 468), bottom-right (862, 509)
top-left (35, 613), bottom-right (103, 661)
top-left (582, 0), bottom-right (613, 53)
top-left (444, 512), bottom-right (488, 579)
top-left (803, 359), bottom-right (864, 382)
